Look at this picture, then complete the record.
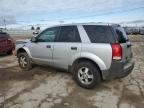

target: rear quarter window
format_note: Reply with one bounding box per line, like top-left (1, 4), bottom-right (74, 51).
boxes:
top-left (83, 25), bottom-right (115, 43)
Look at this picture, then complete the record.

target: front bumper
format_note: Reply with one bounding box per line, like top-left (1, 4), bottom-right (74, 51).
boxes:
top-left (102, 59), bottom-right (135, 80)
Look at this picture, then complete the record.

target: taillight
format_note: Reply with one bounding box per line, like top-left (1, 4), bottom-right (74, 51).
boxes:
top-left (111, 43), bottom-right (122, 60)
top-left (8, 38), bottom-right (12, 41)
top-left (7, 38), bottom-right (13, 44)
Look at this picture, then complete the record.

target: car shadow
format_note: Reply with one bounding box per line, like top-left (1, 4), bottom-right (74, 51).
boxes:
top-left (0, 53), bottom-right (12, 57)
top-left (0, 65), bottom-right (71, 81)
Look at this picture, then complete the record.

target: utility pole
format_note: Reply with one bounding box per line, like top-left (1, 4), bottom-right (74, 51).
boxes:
top-left (3, 18), bottom-right (6, 30)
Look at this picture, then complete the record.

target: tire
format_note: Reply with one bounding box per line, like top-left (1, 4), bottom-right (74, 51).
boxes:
top-left (73, 61), bottom-right (101, 89)
top-left (7, 50), bottom-right (12, 55)
top-left (18, 52), bottom-right (32, 71)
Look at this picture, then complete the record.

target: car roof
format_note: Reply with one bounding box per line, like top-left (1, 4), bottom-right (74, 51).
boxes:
top-left (52, 22), bottom-right (120, 27)
top-left (0, 32), bottom-right (9, 37)
top-left (0, 32), bottom-right (7, 35)
top-left (45, 22), bottom-right (121, 29)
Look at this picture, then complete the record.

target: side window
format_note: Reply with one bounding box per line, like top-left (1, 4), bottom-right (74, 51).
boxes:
top-left (37, 27), bottom-right (59, 42)
top-left (57, 26), bottom-right (81, 42)
top-left (83, 25), bottom-right (114, 43)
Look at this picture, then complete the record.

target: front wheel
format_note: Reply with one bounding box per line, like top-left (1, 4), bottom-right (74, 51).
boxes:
top-left (18, 52), bottom-right (32, 71)
top-left (73, 61), bottom-right (101, 89)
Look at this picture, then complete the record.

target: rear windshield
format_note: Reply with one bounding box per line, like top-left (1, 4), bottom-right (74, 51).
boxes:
top-left (0, 32), bottom-right (9, 37)
top-left (114, 27), bottom-right (128, 43)
top-left (83, 25), bottom-right (115, 43)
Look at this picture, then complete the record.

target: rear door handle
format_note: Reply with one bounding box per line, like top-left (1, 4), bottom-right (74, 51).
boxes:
top-left (46, 45), bottom-right (51, 48)
top-left (71, 47), bottom-right (77, 50)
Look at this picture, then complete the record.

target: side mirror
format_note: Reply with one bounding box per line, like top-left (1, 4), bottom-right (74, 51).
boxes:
top-left (31, 37), bottom-right (37, 42)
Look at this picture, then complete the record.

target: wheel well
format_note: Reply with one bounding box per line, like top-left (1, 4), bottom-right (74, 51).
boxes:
top-left (17, 48), bottom-right (26, 56)
top-left (72, 58), bottom-right (103, 80)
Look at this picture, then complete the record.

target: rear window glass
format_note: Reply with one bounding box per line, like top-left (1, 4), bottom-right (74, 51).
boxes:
top-left (115, 27), bottom-right (128, 43)
top-left (0, 32), bottom-right (9, 37)
top-left (83, 25), bottom-right (114, 43)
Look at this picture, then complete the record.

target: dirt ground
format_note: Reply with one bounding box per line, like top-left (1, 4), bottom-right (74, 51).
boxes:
top-left (0, 35), bottom-right (144, 108)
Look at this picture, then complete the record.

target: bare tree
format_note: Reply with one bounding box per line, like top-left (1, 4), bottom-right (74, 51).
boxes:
top-left (31, 26), bottom-right (35, 30)
top-left (36, 27), bottom-right (40, 30)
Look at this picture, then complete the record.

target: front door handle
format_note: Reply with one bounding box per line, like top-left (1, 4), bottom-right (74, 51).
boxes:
top-left (71, 47), bottom-right (77, 50)
top-left (46, 45), bottom-right (51, 48)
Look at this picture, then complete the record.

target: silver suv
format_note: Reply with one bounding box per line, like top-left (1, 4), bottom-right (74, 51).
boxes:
top-left (15, 23), bottom-right (134, 89)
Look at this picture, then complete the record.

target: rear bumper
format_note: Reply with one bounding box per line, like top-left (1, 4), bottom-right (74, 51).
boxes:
top-left (0, 45), bottom-right (14, 53)
top-left (102, 59), bottom-right (135, 80)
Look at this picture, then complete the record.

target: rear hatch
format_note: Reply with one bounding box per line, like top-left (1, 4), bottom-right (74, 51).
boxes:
top-left (0, 33), bottom-right (13, 51)
top-left (112, 26), bottom-right (132, 62)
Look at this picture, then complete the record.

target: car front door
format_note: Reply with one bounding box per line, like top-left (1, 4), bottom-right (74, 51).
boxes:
top-left (28, 27), bottom-right (59, 65)
top-left (53, 26), bottom-right (82, 70)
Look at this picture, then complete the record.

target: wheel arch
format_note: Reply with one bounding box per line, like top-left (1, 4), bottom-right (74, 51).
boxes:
top-left (17, 47), bottom-right (32, 58)
top-left (72, 57), bottom-right (104, 80)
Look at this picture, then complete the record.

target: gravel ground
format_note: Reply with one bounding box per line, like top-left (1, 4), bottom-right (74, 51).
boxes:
top-left (0, 36), bottom-right (144, 108)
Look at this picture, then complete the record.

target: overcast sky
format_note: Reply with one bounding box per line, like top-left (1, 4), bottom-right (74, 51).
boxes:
top-left (0, 0), bottom-right (144, 27)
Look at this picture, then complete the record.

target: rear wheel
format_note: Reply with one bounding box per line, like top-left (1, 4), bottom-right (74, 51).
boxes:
top-left (73, 61), bottom-right (101, 89)
top-left (18, 52), bottom-right (32, 71)
top-left (6, 50), bottom-right (12, 55)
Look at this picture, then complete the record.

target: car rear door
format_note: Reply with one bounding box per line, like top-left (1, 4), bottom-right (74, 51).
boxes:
top-left (53, 26), bottom-right (81, 70)
top-left (113, 26), bottom-right (132, 62)
top-left (0, 33), bottom-right (12, 52)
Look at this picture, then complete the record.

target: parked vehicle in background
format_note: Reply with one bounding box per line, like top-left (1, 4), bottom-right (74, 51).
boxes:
top-left (131, 28), bottom-right (140, 35)
top-left (0, 32), bottom-right (14, 54)
top-left (140, 28), bottom-right (144, 35)
top-left (124, 27), bottom-right (144, 35)
top-left (15, 23), bottom-right (134, 89)
top-left (124, 27), bottom-right (132, 35)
